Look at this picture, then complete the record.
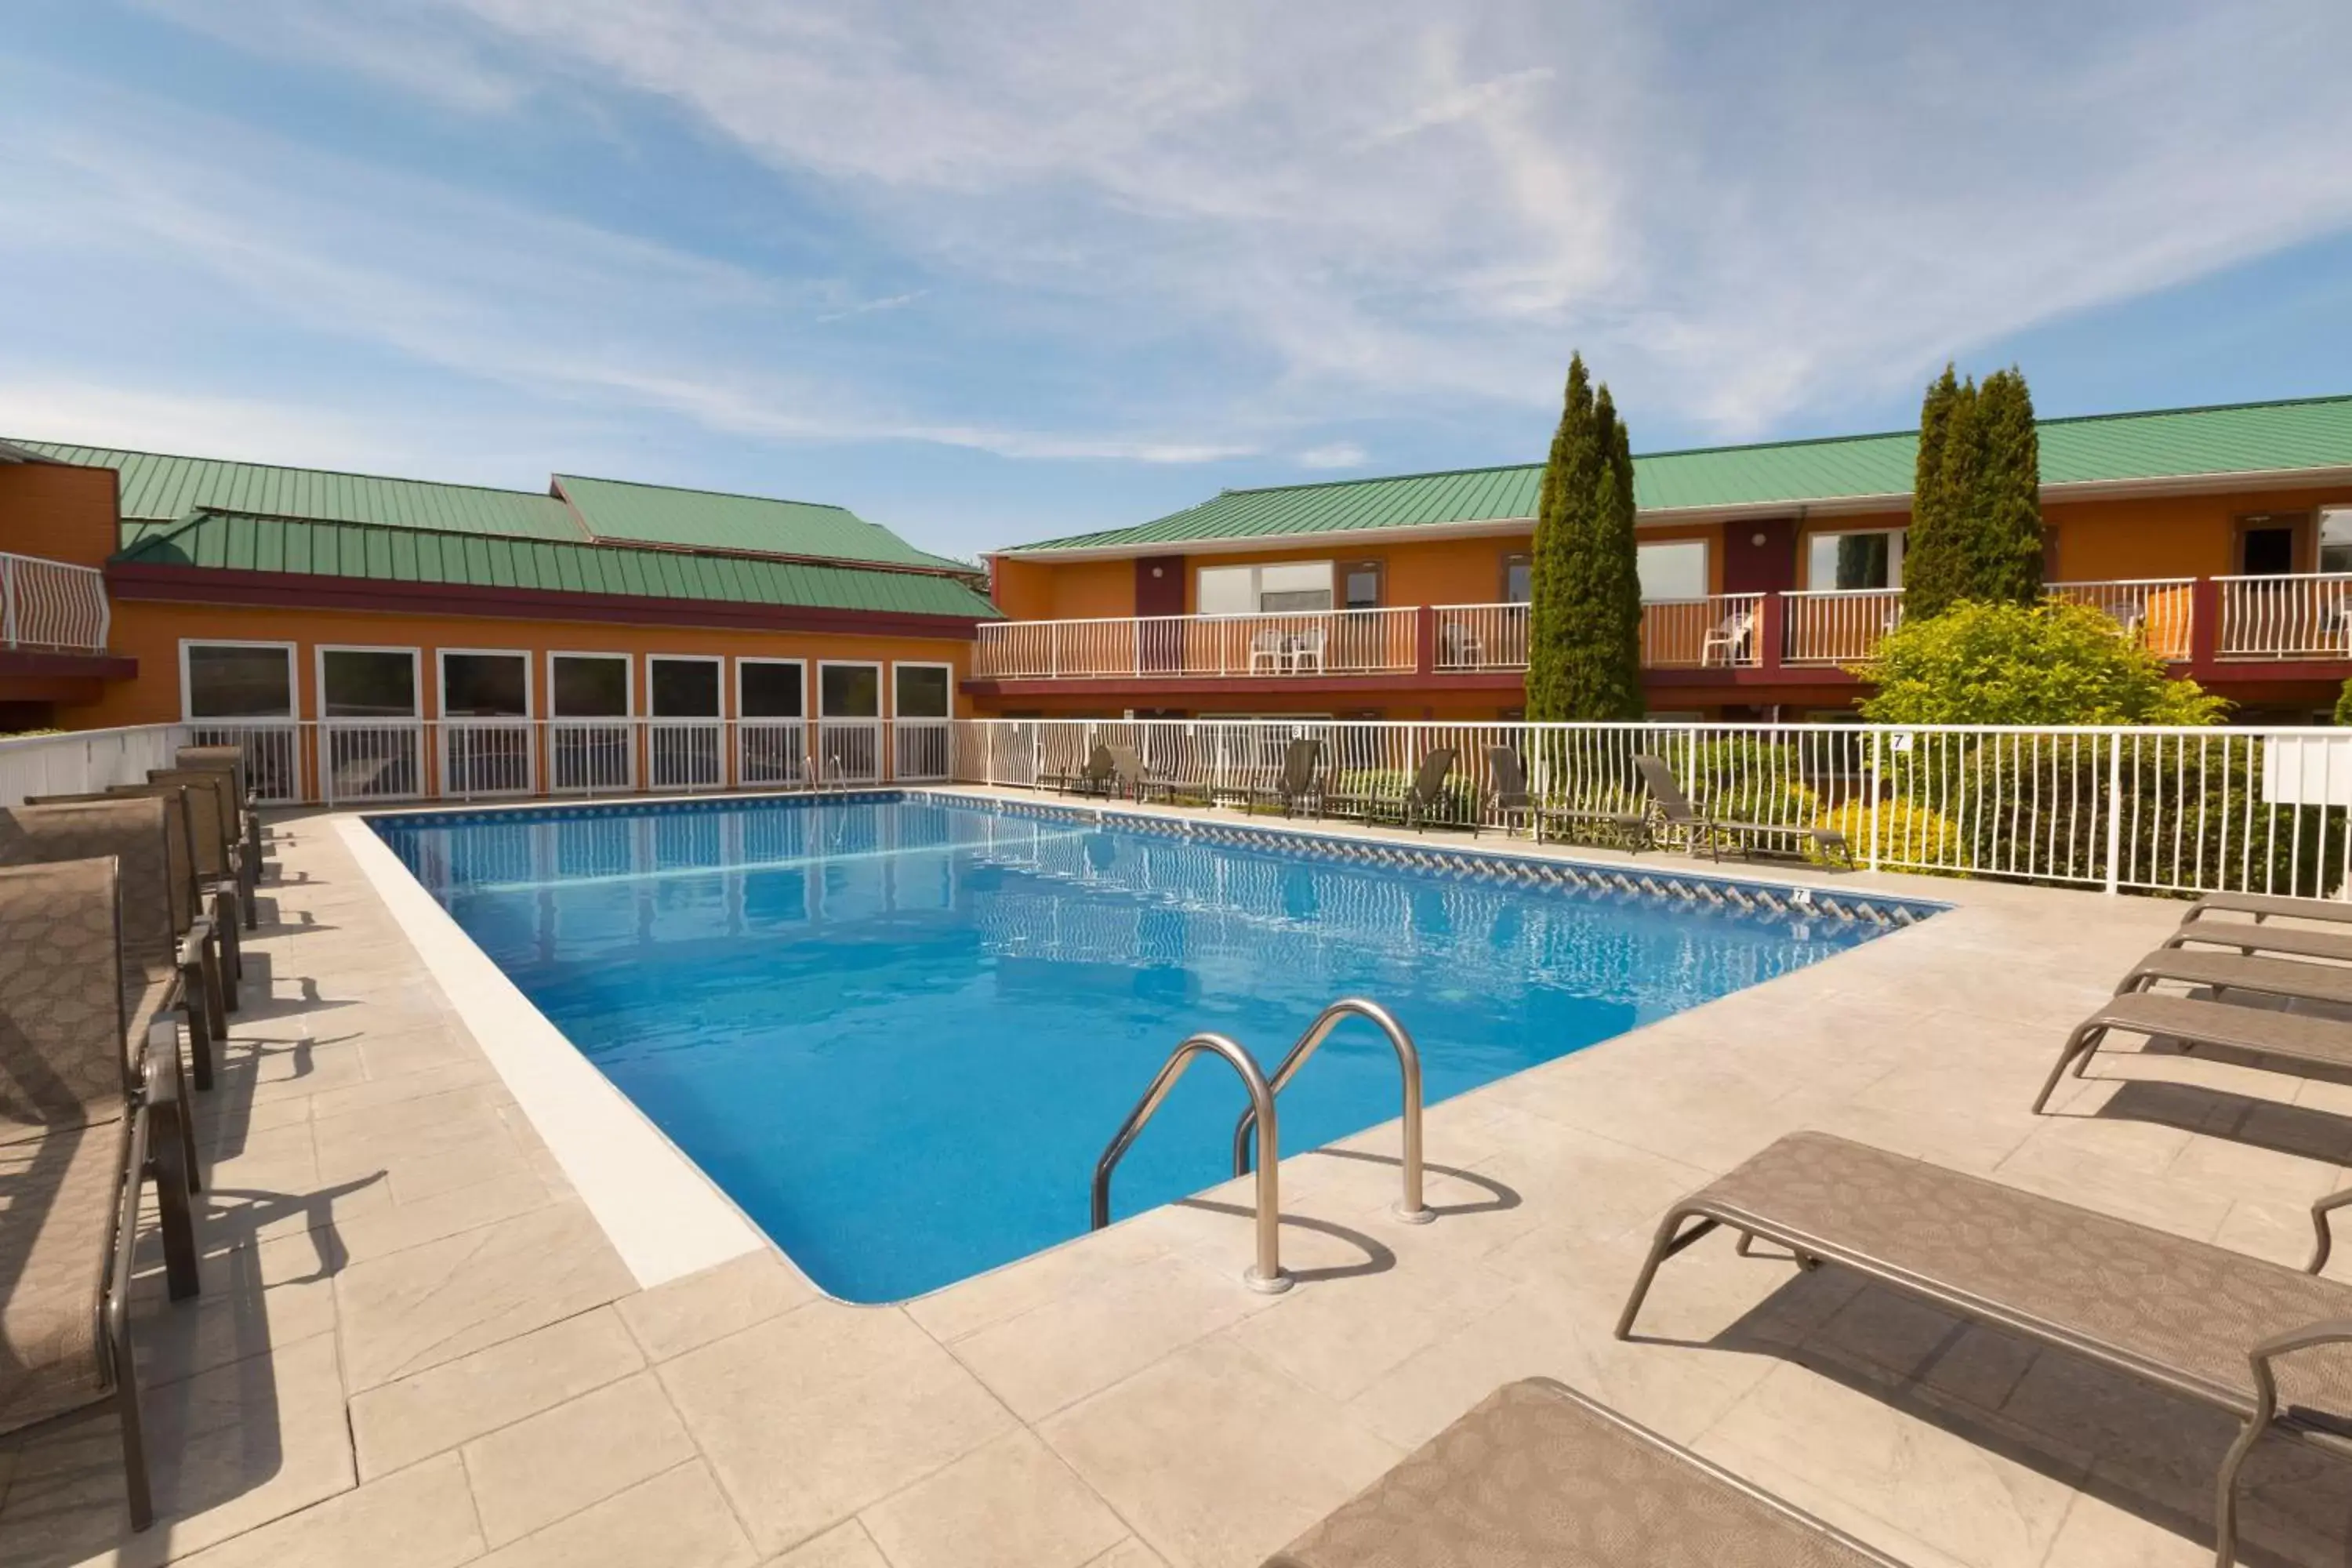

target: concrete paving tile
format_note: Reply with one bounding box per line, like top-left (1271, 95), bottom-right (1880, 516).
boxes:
top-left (462, 1370), bottom-right (697, 1545)
top-left (358, 1024), bottom-right (494, 1080)
top-left (127, 1229), bottom-right (343, 1389)
top-left (474, 1461), bottom-right (758, 1568)
top-left (167, 1451), bottom-right (484, 1568)
top-left (858, 1430), bottom-right (1127, 1568)
top-left (762, 1519), bottom-right (890, 1568)
top-left (327, 1169), bottom-right (564, 1262)
top-left (305, 1059), bottom-right (507, 1123)
top-left (334, 1202), bottom-right (636, 1390)
top-left (1040, 1337), bottom-right (1401, 1568)
top-left (351, 1307), bottom-right (645, 1479)
top-left (905, 1221), bottom-right (1180, 1345)
top-left (615, 1248), bottom-right (818, 1363)
top-left (1079, 1541), bottom-right (1170, 1568)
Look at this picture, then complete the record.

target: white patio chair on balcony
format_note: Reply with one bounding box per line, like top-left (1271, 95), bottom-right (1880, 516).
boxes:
top-left (1249, 628), bottom-right (1287, 673)
top-left (1441, 620), bottom-right (1484, 670)
top-left (1288, 626), bottom-right (1326, 674)
top-left (1700, 608), bottom-right (1755, 667)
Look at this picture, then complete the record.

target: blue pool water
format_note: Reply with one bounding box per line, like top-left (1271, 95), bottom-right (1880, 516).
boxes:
top-left (372, 795), bottom-right (1913, 1301)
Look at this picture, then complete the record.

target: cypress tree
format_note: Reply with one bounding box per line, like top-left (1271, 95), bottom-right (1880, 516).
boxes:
top-left (1526, 354), bottom-right (1644, 721)
top-left (1970, 367), bottom-right (2044, 605)
top-left (1902, 365), bottom-right (1969, 621)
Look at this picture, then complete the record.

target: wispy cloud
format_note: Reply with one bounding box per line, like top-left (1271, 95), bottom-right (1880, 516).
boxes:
top-left (1298, 442), bottom-right (1368, 470)
top-left (815, 289), bottom-right (928, 324)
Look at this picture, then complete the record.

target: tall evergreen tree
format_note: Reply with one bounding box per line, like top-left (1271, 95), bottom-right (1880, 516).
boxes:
top-left (1526, 354), bottom-right (1644, 721)
top-left (1970, 368), bottom-right (2044, 605)
top-left (1901, 362), bottom-right (2045, 621)
top-left (1902, 365), bottom-right (1966, 619)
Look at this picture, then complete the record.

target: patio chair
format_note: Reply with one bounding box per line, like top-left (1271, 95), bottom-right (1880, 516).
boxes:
top-left (1248, 628), bottom-right (1287, 674)
top-left (1328, 749), bottom-right (1461, 833)
top-left (174, 745), bottom-right (260, 921)
top-left (1246, 738), bottom-right (1325, 818)
top-left (1616, 1131), bottom-right (2352, 1567)
top-left (1438, 618), bottom-right (1484, 669)
top-left (1700, 607), bottom-right (1755, 667)
top-left (1483, 746), bottom-right (1650, 850)
top-left (1, 797), bottom-right (223, 1109)
top-left (1288, 626), bottom-right (1326, 674)
top-left (1633, 753), bottom-right (1851, 867)
top-left (1044, 743), bottom-right (1117, 798)
top-left (2165, 920), bottom-right (2352, 965)
top-left (110, 779), bottom-right (244, 994)
top-left (1105, 743), bottom-right (1174, 803)
top-left (2180, 892), bottom-right (2352, 930)
top-left (2031, 989), bottom-right (2352, 1112)
top-left (1263, 1377), bottom-right (1903, 1567)
top-left (2117, 946), bottom-right (2352, 1010)
top-left (1, 857), bottom-right (200, 1532)
top-left (32, 787), bottom-right (234, 1030)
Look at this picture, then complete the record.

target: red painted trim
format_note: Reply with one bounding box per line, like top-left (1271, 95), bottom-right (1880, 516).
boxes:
top-left (106, 564), bottom-right (985, 641)
top-left (1645, 663), bottom-right (1860, 688)
top-left (963, 670), bottom-right (1526, 700)
top-left (0, 648), bottom-right (137, 681)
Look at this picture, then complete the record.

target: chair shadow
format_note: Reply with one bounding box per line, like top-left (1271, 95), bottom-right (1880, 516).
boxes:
top-left (1174, 1197), bottom-right (1398, 1283)
top-left (2089, 1076), bottom-right (2352, 1167)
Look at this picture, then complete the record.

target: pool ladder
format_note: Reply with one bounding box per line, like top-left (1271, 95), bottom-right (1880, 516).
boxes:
top-left (1088, 997), bottom-right (1430, 1294)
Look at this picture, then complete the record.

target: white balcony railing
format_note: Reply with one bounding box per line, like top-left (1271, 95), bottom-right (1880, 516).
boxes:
top-left (2046, 579), bottom-right (2196, 661)
top-left (1641, 594), bottom-right (1764, 669)
top-left (2217, 573), bottom-right (2352, 660)
top-left (1782, 589), bottom-right (1905, 666)
top-left (972, 607), bottom-right (1417, 681)
top-left (0, 550), bottom-right (110, 654)
top-left (1432, 603), bottom-right (1529, 671)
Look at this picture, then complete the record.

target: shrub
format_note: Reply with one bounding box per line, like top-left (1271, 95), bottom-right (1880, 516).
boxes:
top-left (1682, 736), bottom-right (1818, 826)
top-left (1856, 598), bottom-right (2227, 726)
top-left (1808, 797), bottom-right (1965, 873)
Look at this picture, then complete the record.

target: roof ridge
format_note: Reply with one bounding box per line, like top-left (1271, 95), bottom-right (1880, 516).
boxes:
top-left (554, 470), bottom-right (859, 515)
top-left (1218, 460), bottom-right (1541, 498)
top-left (13, 437), bottom-right (559, 503)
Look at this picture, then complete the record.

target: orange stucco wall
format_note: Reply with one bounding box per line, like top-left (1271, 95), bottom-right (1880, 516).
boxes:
top-left (0, 463), bottom-right (119, 569)
top-left (71, 599), bottom-right (974, 728)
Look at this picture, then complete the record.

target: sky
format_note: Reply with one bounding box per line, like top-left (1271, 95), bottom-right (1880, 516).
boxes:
top-left (4, 2), bottom-right (2351, 562)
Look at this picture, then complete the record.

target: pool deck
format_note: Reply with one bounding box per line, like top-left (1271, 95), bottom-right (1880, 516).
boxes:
top-left (8, 789), bottom-right (2352, 1566)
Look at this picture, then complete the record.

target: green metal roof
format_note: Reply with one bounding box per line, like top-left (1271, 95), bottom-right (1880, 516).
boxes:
top-left (114, 510), bottom-right (999, 621)
top-left (14, 441), bottom-right (587, 543)
top-left (1007, 393), bottom-right (2352, 554)
top-left (555, 473), bottom-right (971, 572)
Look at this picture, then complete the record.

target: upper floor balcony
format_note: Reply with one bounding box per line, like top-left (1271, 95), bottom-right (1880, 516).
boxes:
top-left (1, 550), bottom-right (110, 656)
top-left (965, 572), bottom-right (2352, 694)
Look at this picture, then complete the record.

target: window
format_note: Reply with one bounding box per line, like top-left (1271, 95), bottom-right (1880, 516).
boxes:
top-left (737, 659), bottom-right (804, 718)
top-left (2240, 517), bottom-right (2300, 575)
top-left (818, 662), bottom-right (881, 718)
top-left (1341, 560), bottom-right (1384, 611)
top-left (1196, 561), bottom-right (1334, 615)
top-left (550, 653), bottom-right (630, 717)
top-left (1807, 529), bottom-right (1904, 590)
top-left (1501, 553), bottom-right (1532, 604)
top-left (894, 663), bottom-right (951, 720)
top-left (182, 642), bottom-right (295, 720)
top-left (318, 648), bottom-right (418, 719)
top-left (648, 655), bottom-right (721, 717)
top-left (2321, 508), bottom-right (2352, 575)
top-left (440, 650), bottom-right (530, 717)
top-left (1636, 540), bottom-right (1708, 602)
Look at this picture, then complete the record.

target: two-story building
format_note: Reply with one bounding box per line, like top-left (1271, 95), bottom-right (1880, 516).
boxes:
top-left (971, 394), bottom-right (2352, 723)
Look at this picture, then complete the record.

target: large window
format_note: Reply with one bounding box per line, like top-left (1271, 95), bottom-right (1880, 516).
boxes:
top-left (318, 647), bottom-right (419, 718)
top-left (738, 659), bottom-right (805, 718)
top-left (1501, 553), bottom-right (1532, 604)
top-left (1807, 529), bottom-right (1904, 590)
top-left (648, 655), bottom-right (722, 717)
top-left (2321, 508), bottom-right (2352, 574)
top-left (182, 641), bottom-right (295, 720)
top-left (550, 652), bottom-right (630, 717)
top-left (1196, 561), bottom-right (1334, 615)
top-left (439, 650), bottom-right (530, 717)
top-left (894, 662), bottom-right (951, 719)
top-left (1341, 560), bottom-right (1384, 611)
top-left (1636, 540), bottom-right (1709, 601)
top-left (819, 662), bottom-right (881, 718)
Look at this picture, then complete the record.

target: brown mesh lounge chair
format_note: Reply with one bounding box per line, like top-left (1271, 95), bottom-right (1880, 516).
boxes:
top-left (1634, 753), bottom-right (1851, 867)
top-left (1247, 738), bottom-right (1325, 818)
top-left (175, 745), bottom-right (261, 924)
top-left (31, 787), bottom-right (233, 1032)
top-left (1047, 743), bottom-right (1117, 798)
top-left (2031, 989), bottom-right (2352, 1112)
top-left (1, 857), bottom-right (200, 1532)
top-left (2166, 920), bottom-right (2352, 964)
top-left (1616, 1131), bottom-right (2352, 1566)
top-left (1330, 748), bottom-right (1461, 833)
top-left (1105, 743), bottom-right (1174, 804)
top-left (1483, 745), bottom-right (1650, 850)
top-left (2118, 946), bottom-right (2352, 1009)
top-left (1263, 1377), bottom-right (1903, 1567)
top-left (2180, 891), bottom-right (2352, 929)
top-left (111, 778), bottom-right (243, 992)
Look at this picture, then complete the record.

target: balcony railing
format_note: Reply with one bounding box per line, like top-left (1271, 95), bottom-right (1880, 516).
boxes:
top-left (972, 607), bottom-right (1417, 680)
top-left (2216, 573), bottom-right (2352, 661)
top-left (0, 550), bottom-right (110, 654)
top-left (1641, 595), bottom-right (1763, 669)
top-left (2048, 578), bottom-right (2197, 661)
top-left (1780, 589), bottom-right (1904, 666)
top-left (1432, 603), bottom-right (1527, 671)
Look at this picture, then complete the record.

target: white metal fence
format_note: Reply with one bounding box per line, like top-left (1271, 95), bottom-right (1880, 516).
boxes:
top-left (1641, 594), bottom-right (1762, 669)
top-left (1432, 603), bottom-right (1528, 672)
top-left (17, 717), bottom-right (2352, 903)
top-left (0, 551), bottom-right (110, 653)
top-left (972, 606), bottom-right (1416, 680)
top-left (2219, 573), bottom-right (2352, 660)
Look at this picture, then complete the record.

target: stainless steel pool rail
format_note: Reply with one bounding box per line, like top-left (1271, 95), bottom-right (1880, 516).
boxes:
top-left (1233, 998), bottom-right (1432, 1225)
top-left (1091, 1032), bottom-right (1292, 1294)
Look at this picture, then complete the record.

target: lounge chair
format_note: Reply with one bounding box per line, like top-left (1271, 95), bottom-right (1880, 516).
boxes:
top-left (2180, 891), bottom-right (2352, 929)
top-left (1105, 743), bottom-right (1174, 804)
top-left (2118, 946), bottom-right (2352, 1009)
top-left (1, 857), bottom-right (200, 1531)
top-left (1483, 746), bottom-right (1650, 850)
top-left (1263, 1377), bottom-right (1903, 1567)
top-left (1045, 743), bottom-right (1117, 798)
top-left (2031, 990), bottom-right (2352, 1112)
top-left (108, 780), bottom-right (244, 993)
top-left (175, 744), bottom-right (261, 921)
top-left (1329, 749), bottom-right (1461, 833)
top-left (1616, 1131), bottom-right (2352, 1566)
top-left (31, 787), bottom-right (234, 1030)
top-left (1633, 753), bottom-right (1851, 867)
top-left (1247, 738), bottom-right (1325, 818)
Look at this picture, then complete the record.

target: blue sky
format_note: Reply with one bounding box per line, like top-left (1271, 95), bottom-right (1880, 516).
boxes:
top-left (5, 2), bottom-right (2350, 561)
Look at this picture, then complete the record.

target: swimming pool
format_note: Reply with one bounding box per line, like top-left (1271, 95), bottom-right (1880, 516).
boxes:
top-left (371, 793), bottom-right (1924, 1301)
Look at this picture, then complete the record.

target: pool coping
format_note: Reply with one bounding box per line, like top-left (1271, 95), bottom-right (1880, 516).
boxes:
top-left (339, 786), bottom-right (1947, 1298)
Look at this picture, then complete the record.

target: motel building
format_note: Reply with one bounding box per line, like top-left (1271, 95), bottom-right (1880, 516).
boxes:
top-left (971, 394), bottom-right (2352, 726)
top-left (0, 440), bottom-right (995, 802)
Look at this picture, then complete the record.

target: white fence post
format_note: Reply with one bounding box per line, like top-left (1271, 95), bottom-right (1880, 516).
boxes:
top-left (1867, 727), bottom-right (1882, 873)
top-left (2103, 731), bottom-right (2124, 895)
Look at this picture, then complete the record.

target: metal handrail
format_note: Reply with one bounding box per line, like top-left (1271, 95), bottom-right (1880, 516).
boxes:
top-left (1232, 998), bottom-right (1431, 1224)
top-left (1091, 1032), bottom-right (1292, 1294)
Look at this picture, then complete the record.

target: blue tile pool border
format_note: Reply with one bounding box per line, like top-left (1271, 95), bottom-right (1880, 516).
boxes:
top-left (364, 787), bottom-right (1947, 929)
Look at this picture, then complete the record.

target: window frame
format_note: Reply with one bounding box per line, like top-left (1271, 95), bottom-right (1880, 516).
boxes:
top-left (1500, 552), bottom-right (1532, 604)
top-left (644, 652), bottom-right (725, 720)
top-left (544, 651), bottom-right (633, 720)
top-left (734, 656), bottom-right (808, 721)
top-left (313, 644), bottom-right (422, 723)
top-left (1195, 560), bottom-right (1336, 616)
top-left (1803, 527), bottom-right (1907, 592)
top-left (891, 660), bottom-right (956, 720)
top-left (1635, 538), bottom-right (1711, 604)
top-left (435, 647), bottom-right (535, 720)
top-left (816, 659), bottom-right (885, 720)
top-left (1340, 558), bottom-right (1385, 612)
top-left (179, 638), bottom-right (298, 722)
